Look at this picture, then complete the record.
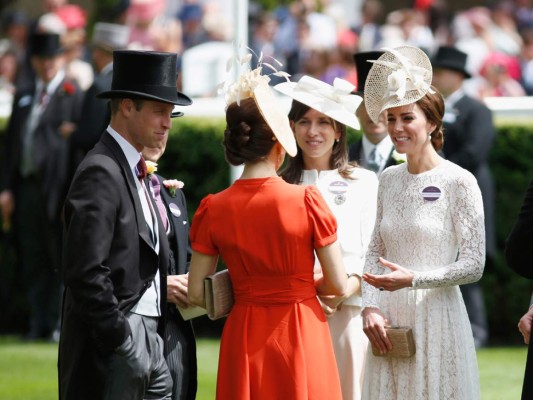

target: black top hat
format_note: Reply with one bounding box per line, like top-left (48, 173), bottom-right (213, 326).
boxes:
top-left (431, 46), bottom-right (471, 79)
top-left (352, 51), bottom-right (385, 95)
top-left (97, 50), bottom-right (192, 106)
top-left (29, 32), bottom-right (64, 58)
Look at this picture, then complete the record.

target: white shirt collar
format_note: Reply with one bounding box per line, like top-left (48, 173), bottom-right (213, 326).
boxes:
top-left (39, 69), bottom-right (65, 96)
top-left (101, 62), bottom-right (113, 75)
top-left (106, 125), bottom-right (141, 179)
top-left (362, 134), bottom-right (394, 161)
top-left (444, 88), bottom-right (465, 107)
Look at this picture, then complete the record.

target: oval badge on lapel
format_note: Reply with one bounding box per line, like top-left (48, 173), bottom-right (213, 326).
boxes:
top-left (169, 203), bottom-right (181, 217)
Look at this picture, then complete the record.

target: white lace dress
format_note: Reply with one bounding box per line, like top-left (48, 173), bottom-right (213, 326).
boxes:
top-left (361, 160), bottom-right (485, 400)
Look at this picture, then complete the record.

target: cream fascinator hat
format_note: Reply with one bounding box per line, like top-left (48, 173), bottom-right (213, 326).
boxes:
top-left (219, 50), bottom-right (298, 157)
top-left (364, 46), bottom-right (434, 123)
top-left (274, 76), bottom-right (362, 130)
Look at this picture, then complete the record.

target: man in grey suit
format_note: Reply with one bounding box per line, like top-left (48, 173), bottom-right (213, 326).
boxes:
top-left (59, 50), bottom-right (193, 400)
top-left (69, 22), bottom-right (130, 174)
top-left (0, 32), bottom-right (83, 341)
top-left (348, 51), bottom-right (399, 177)
top-left (143, 135), bottom-right (197, 400)
top-left (432, 45), bottom-right (495, 349)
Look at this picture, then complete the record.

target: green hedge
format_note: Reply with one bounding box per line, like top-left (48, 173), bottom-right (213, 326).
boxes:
top-left (160, 119), bottom-right (533, 343)
top-left (1, 118), bottom-right (532, 342)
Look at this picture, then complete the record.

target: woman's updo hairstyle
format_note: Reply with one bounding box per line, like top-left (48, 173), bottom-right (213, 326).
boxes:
top-left (223, 97), bottom-right (277, 166)
top-left (416, 86), bottom-right (445, 152)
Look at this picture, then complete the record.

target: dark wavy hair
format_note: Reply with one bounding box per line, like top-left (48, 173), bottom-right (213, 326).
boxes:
top-left (416, 86), bottom-right (445, 152)
top-left (223, 98), bottom-right (277, 166)
top-left (280, 100), bottom-right (356, 184)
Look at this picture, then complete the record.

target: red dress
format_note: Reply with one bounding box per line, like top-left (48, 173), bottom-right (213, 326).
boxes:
top-left (191, 177), bottom-right (343, 400)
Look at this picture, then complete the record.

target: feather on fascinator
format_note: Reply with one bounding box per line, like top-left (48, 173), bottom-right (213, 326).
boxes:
top-left (274, 75), bottom-right (363, 130)
top-left (219, 48), bottom-right (297, 157)
top-left (364, 46), bottom-right (435, 123)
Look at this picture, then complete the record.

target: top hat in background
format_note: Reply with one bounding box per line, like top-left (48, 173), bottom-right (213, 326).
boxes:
top-left (97, 50), bottom-right (192, 106)
top-left (431, 46), bottom-right (471, 79)
top-left (352, 50), bottom-right (385, 95)
top-left (29, 32), bottom-right (64, 58)
top-left (92, 22), bottom-right (130, 52)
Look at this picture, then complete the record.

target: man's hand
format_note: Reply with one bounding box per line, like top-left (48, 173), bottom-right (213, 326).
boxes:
top-left (518, 306), bottom-right (533, 344)
top-left (167, 274), bottom-right (190, 308)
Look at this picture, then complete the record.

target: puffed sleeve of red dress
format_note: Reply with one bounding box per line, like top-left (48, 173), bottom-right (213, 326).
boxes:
top-left (304, 185), bottom-right (337, 248)
top-left (189, 194), bottom-right (218, 256)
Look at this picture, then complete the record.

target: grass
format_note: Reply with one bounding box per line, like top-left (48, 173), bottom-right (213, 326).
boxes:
top-left (0, 336), bottom-right (527, 399)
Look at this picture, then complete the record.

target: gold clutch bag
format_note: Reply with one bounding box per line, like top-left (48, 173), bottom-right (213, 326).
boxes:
top-left (371, 326), bottom-right (416, 358)
top-left (204, 269), bottom-right (234, 320)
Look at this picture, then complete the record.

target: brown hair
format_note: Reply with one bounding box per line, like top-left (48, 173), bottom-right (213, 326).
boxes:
top-left (280, 100), bottom-right (355, 184)
top-left (223, 98), bottom-right (277, 166)
top-left (416, 86), bottom-right (445, 151)
top-left (110, 98), bottom-right (145, 115)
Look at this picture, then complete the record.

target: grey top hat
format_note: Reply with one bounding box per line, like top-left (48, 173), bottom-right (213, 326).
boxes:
top-left (431, 46), bottom-right (471, 79)
top-left (92, 22), bottom-right (131, 52)
top-left (97, 50), bottom-right (192, 106)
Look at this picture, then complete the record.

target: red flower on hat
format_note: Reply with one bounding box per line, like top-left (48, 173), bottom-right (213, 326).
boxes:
top-left (62, 81), bottom-right (76, 96)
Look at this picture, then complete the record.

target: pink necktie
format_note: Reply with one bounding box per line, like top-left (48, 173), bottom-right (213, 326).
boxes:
top-left (149, 174), bottom-right (169, 232)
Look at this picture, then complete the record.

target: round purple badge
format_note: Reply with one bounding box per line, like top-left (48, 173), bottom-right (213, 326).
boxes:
top-left (420, 186), bottom-right (441, 202)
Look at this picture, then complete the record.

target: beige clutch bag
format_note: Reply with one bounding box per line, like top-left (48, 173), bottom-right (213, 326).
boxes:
top-left (371, 326), bottom-right (416, 358)
top-left (204, 269), bottom-right (234, 320)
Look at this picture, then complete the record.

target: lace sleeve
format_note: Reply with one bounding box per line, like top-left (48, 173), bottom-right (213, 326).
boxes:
top-left (362, 177), bottom-right (387, 309)
top-left (412, 172), bottom-right (486, 288)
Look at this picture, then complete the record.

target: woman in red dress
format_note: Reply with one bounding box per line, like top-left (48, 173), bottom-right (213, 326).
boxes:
top-left (188, 65), bottom-right (347, 399)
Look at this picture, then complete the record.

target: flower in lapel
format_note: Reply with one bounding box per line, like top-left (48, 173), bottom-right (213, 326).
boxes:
top-left (145, 160), bottom-right (158, 175)
top-left (391, 150), bottom-right (407, 164)
top-left (163, 179), bottom-right (184, 197)
top-left (61, 81), bottom-right (76, 96)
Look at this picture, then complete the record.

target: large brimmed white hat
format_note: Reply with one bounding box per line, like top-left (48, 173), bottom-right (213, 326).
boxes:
top-left (364, 46), bottom-right (434, 123)
top-left (274, 76), bottom-right (362, 130)
top-left (221, 52), bottom-right (297, 157)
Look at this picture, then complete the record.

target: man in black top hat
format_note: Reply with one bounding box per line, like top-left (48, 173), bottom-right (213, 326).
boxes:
top-left (432, 45), bottom-right (494, 349)
top-left (59, 50), bottom-right (192, 400)
top-left (0, 32), bottom-right (83, 341)
top-left (349, 51), bottom-right (400, 177)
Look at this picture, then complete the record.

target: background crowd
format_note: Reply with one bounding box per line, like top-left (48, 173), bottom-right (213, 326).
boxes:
top-left (0, 0), bottom-right (532, 110)
top-left (0, 0), bottom-right (528, 340)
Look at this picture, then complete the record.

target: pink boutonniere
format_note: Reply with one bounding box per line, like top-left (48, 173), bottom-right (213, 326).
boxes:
top-left (62, 81), bottom-right (76, 96)
top-left (163, 179), bottom-right (184, 197)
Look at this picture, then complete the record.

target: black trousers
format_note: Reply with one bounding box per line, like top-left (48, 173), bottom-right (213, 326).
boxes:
top-left (164, 306), bottom-right (197, 400)
top-left (15, 178), bottom-right (61, 337)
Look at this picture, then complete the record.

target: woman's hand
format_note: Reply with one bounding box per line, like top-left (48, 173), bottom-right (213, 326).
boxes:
top-left (362, 307), bottom-right (392, 355)
top-left (362, 257), bottom-right (414, 291)
top-left (318, 295), bottom-right (343, 317)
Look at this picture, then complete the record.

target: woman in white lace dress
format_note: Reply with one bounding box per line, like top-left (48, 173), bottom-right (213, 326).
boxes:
top-left (276, 75), bottom-right (378, 400)
top-left (360, 46), bottom-right (485, 400)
